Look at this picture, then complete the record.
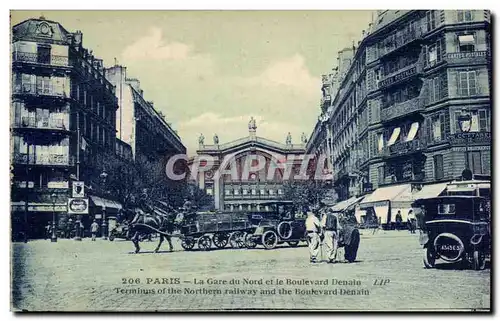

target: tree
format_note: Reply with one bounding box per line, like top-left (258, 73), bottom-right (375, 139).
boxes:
top-left (281, 179), bottom-right (334, 210)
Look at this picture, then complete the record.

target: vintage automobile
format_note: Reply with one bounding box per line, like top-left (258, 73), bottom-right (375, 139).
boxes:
top-left (414, 196), bottom-right (490, 270)
top-left (246, 216), bottom-right (307, 249)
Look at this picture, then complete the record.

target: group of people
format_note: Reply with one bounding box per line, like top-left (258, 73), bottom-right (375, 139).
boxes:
top-left (394, 209), bottom-right (417, 233)
top-left (304, 205), bottom-right (343, 264)
top-left (44, 218), bottom-right (101, 241)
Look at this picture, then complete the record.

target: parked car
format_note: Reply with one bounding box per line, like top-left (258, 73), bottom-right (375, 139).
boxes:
top-left (414, 196), bottom-right (490, 270)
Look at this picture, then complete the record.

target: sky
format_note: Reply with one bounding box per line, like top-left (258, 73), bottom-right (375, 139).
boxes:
top-left (11, 10), bottom-right (374, 155)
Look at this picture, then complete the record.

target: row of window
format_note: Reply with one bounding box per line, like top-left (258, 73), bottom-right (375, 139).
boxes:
top-left (224, 188), bottom-right (284, 196)
top-left (76, 112), bottom-right (115, 150)
top-left (72, 84), bottom-right (114, 123)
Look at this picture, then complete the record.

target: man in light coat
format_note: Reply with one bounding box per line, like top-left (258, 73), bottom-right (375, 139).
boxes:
top-left (305, 206), bottom-right (322, 263)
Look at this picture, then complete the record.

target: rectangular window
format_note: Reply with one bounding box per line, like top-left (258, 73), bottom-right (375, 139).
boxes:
top-left (468, 151), bottom-right (482, 174)
top-left (457, 10), bottom-right (474, 22)
top-left (459, 34), bottom-right (475, 52)
top-left (37, 45), bottom-right (51, 64)
top-left (459, 71), bottom-right (477, 96)
top-left (434, 155), bottom-right (444, 180)
top-left (378, 166), bottom-right (385, 185)
top-left (479, 110), bottom-right (490, 132)
top-left (427, 11), bottom-right (436, 30)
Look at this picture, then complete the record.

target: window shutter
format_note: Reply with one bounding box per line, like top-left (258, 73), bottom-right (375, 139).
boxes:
top-left (439, 113), bottom-right (446, 140)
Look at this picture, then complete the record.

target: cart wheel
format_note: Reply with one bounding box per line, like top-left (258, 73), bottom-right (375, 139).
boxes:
top-left (198, 235), bottom-right (212, 251)
top-left (229, 231), bottom-right (246, 248)
top-left (262, 230), bottom-right (278, 250)
top-left (473, 250), bottom-right (486, 270)
top-left (287, 241), bottom-right (299, 247)
top-left (181, 238), bottom-right (195, 251)
top-left (423, 247), bottom-right (436, 269)
top-left (245, 233), bottom-right (257, 248)
top-left (277, 221), bottom-right (293, 240)
top-left (344, 229), bottom-right (360, 263)
top-left (213, 233), bottom-right (229, 249)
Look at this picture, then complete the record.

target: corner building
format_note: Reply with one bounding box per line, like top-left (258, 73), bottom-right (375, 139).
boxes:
top-left (307, 10), bottom-right (491, 228)
top-left (10, 17), bottom-right (119, 239)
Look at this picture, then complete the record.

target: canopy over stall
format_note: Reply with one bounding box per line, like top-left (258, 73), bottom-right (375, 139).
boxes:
top-left (359, 184), bottom-right (412, 224)
top-left (331, 196), bottom-right (365, 213)
top-left (412, 182), bottom-right (449, 201)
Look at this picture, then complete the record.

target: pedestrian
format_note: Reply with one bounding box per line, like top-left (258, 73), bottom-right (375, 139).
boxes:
top-left (407, 209), bottom-right (416, 234)
top-left (45, 221), bottom-right (52, 240)
top-left (91, 219), bottom-right (99, 241)
top-left (67, 218), bottom-right (74, 238)
top-left (321, 208), bottom-right (341, 263)
top-left (395, 210), bottom-right (403, 231)
top-left (305, 206), bottom-right (322, 263)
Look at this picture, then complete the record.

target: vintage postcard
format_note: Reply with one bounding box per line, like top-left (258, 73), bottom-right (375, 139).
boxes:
top-left (10, 10), bottom-right (491, 312)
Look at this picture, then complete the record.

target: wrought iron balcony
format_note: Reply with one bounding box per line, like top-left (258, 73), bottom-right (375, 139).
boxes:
top-left (382, 139), bottom-right (423, 158)
top-left (13, 116), bottom-right (69, 132)
top-left (378, 59), bottom-right (423, 90)
top-left (380, 97), bottom-right (424, 122)
top-left (12, 51), bottom-right (69, 67)
top-left (13, 153), bottom-right (75, 166)
top-left (378, 25), bottom-right (427, 59)
top-left (12, 83), bottom-right (69, 99)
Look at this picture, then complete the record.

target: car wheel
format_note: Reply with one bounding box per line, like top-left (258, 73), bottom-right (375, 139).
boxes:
top-left (423, 247), bottom-right (436, 268)
top-left (473, 250), bottom-right (486, 270)
top-left (245, 233), bottom-right (257, 249)
top-left (261, 230), bottom-right (278, 250)
top-left (108, 234), bottom-right (115, 241)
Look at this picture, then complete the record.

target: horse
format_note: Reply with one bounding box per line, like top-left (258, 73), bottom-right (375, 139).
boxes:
top-left (129, 208), bottom-right (178, 254)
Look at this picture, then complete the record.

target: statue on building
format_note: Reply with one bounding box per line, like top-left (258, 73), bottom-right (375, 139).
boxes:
top-left (198, 133), bottom-right (205, 146)
top-left (301, 132), bottom-right (308, 144)
top-left (286, 132), bottom-right (292, 145)
top-left (213, 133), bottom-right (219, 145)
top-left (248, 116), bottom-right (257, 138)
top-left (248, 116), bottom-right (257, 130)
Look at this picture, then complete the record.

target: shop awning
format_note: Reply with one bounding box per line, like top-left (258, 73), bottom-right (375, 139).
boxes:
top-left (412, 182), bottom-right (449, 202)
top-left (331, 196), bottom-right (364, 213)
top-left (89, 195), bottom-right (122, 210)
top-left (360, 184), bottom-right (411, 209)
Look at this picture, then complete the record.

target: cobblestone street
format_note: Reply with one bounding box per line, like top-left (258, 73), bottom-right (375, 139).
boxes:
top-left (11, 230), bottom-right (490, 312)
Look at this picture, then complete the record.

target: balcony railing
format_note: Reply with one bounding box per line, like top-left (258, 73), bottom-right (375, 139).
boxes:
top-left (12, 51), bottom-right (69, 67)
top-left (379, 58), bottom-right (423, 90)
top-left (382, 139), bottom-right (423, 157)
top-left (13, 153), bottom-right (75, 166)
top-left (378, 25), bottom-right (427, 59)
top-left (446, 50), bottom-right (489, 65)
top-left (380, 97), bottom-right (424, 122)
top-left (13, 83), bottom-right (68, 98)
top-left (15, 116), bottom-right (69, 131)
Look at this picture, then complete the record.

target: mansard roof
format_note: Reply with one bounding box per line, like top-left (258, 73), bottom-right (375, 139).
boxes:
top-left (12, 18), bottom-right (73, 45)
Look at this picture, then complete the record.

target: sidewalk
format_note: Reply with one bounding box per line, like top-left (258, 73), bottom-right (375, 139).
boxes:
top-left (359, 229), bottom-right (420, 239)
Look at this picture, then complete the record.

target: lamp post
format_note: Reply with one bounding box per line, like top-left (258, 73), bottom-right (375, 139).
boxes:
top-left (457, 109), bottom-right (473, 180)
top-left (100, 170), bottom-right (108, 240)
top-left (50, 193), bottom-right (58, 242)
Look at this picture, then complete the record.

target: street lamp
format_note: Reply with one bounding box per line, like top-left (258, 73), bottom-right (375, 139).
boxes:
top-left (457, 109), bottom-right (473, 180)
top-left (100, 170), bottom-right (108, 240)
top-left (50, 193), bottom-right (58, 242)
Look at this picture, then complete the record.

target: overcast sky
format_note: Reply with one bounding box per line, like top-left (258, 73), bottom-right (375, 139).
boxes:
top-left (11, 10), bottom-right (374, 155)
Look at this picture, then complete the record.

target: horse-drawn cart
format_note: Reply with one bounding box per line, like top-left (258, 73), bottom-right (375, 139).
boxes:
top-left (179, 211), bottom-right (255, 251)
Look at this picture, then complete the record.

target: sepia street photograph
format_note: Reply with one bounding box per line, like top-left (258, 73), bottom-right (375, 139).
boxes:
top-left (8, 9), bottom-right (491, 312)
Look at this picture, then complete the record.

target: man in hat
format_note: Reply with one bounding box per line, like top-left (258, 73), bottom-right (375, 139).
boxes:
top-left (321, 207), bottom-right (340, 263)
top-left (304, 205), bottom-right (322, 263)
